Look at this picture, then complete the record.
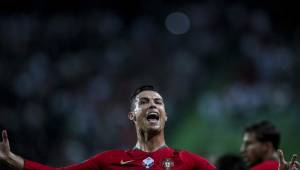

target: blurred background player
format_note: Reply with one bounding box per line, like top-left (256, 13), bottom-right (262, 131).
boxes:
top-left (0, 85), bottom-right (215, 170)
top-left (240, 120), bottom-right (299, 170)
top-left (240, 120), bottom-right (280, 170)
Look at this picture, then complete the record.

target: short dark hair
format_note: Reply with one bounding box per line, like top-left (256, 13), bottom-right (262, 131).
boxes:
top-left (244, 120), bottom-right (280, 150)
top-left (216, 154), bottom-right (248, 170)
top-left (130, 85), bottom-right (158, 111)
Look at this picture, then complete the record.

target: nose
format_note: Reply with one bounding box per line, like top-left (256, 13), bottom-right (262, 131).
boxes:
top-left (148, 99), bottom-right (158, 109)
top-left (149, 104), bottom-right (157, 109)
top-left (148, 99), bottom-right (157, 107)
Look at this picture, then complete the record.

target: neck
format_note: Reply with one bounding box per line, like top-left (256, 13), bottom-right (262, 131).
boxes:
top-left (135, 128), bottom-right (166, 152)
top-left (263, 150), bottom-right (278, 161)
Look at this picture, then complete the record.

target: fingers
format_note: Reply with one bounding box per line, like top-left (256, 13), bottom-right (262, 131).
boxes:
top-left (295, 161), bottom-right (300, 167)
top-left (291, 154), bottom-right (298, 165)
top-left (1, 130), bottom-right (8, 143)
top-left (291, 159), bottom-right (300, 169)
top-left (278, 149), bottom-right (286, 164)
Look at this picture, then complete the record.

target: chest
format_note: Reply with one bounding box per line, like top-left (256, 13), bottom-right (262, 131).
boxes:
top-left (101, 154), bottom-right (191, 170)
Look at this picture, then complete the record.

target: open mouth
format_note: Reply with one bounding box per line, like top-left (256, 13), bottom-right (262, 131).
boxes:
top-left (146, 112), bottom-right (160, 123)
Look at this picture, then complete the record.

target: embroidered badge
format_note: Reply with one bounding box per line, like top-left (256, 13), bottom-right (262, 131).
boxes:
top-left (143, 157), bottom-right (154, 169)
top-left (162, 158), bottom-right (174, 170)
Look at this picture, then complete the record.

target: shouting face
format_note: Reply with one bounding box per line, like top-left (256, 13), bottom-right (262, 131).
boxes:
top-left (129, 90), bottom-right (167, 134)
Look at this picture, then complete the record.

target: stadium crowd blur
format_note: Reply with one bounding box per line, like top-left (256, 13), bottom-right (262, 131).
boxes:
top-left (0, 0), bottom-right (299, 169)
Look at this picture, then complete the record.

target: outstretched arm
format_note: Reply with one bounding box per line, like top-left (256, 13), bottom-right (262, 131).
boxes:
top-left (1, 130), bottom-right (103, 170)
top-left (278, 149), bottom-right (300, 170)
top-left (0, 130), bottom-right (24, 169)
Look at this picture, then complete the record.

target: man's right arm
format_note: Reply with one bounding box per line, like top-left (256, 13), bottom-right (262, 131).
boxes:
top-left (0, 130), bottom-right (24, 169)
top-left (1, 130), bottom-right (103, 170)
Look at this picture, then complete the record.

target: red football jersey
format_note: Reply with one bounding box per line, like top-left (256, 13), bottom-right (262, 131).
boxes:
top-left (250, 160), bottom-right (279, 170)
top-left (24, 147), bottom-right (215, 170)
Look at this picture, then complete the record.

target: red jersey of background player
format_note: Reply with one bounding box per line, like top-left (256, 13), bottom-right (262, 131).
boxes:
top-left (24, 147), bottom-right (215, 170)
top-left (250, 160), bottom-right (278, 170)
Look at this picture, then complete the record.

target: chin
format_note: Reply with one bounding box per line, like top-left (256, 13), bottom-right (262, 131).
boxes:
top-left (147, 126), bottom-right (162, 133)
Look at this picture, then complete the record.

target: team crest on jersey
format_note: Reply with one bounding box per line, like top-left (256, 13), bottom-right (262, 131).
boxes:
top-left (162, 158), bottom-right (174, 170)
top-left (143, 157), bottom-right (154, 169)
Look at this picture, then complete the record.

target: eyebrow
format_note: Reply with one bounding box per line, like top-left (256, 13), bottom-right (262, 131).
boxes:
top-left (139, 97), bottom-right (149, 101)
top-left (154, 98), bottom-right (163, 102)
top-left (139, 97), bottom-right (163, 101)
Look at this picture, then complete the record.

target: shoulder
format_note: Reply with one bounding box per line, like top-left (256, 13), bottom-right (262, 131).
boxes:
top-left (94, 149), bottom-right (127, 158)
top-left (178, 150), bottom-right (209, 162)
top-left (88, 149), bottom-right (127, 162)
top-left (83, 149), bottom-right (127, 166)
top-left (177, 150), bottom-right (215, 170)
top-left (251, 160), bottom-right (279, 170)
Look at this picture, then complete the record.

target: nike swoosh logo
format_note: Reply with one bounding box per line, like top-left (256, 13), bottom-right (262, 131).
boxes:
top-left (120, 160), bottom-right (134, 165)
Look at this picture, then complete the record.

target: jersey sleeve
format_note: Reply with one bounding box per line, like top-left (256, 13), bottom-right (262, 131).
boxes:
top-left (192, 154), bottom-right (215, 170)
top-left (180, 151), bottom-right (215, 170)
top-left (24, 153), bottom-right (104, 170)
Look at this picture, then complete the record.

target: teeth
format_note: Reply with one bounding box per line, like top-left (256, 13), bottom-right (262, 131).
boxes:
top-left (149, 112), bottom-right (158, 115)
top-left (147, 112), bottom-right (159, 121)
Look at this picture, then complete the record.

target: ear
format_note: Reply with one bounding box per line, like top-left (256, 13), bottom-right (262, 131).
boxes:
top-left (165, 112), bottom-right (168, 121)
top-left (128, 112), bottom-right (135, 121)
top-left (261, 141), bottom-right (272, 153)
top-left (264, 142), bottom-right (273, 151)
